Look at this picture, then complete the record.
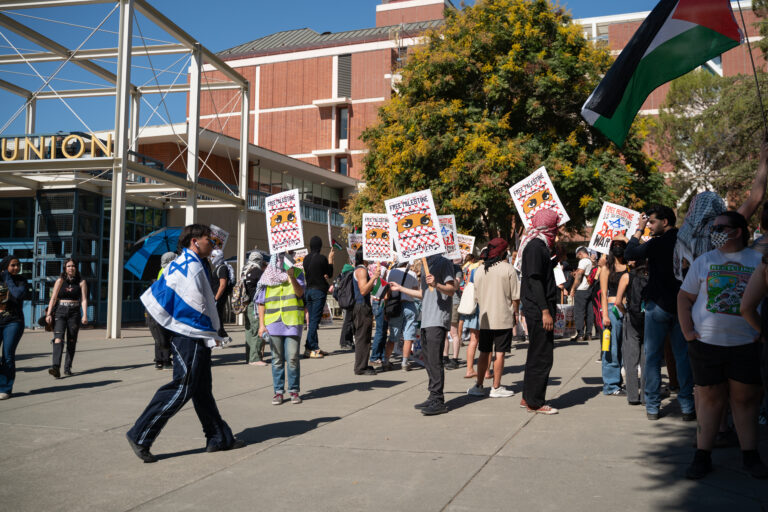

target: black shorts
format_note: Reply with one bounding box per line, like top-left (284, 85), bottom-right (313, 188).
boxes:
top-left (687, 339), bottom-right (762, 387)
top-left (478, 329), bottom-right (512, 353)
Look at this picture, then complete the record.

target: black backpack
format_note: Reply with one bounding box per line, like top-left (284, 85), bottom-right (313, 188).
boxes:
top-left (627, 265), bottom-right (649, 331)
top-left (332, 269), bottom-right (356, 309)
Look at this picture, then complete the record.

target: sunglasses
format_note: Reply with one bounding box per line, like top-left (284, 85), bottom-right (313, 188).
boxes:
top-left (710, 224), bottom-right (734, 233)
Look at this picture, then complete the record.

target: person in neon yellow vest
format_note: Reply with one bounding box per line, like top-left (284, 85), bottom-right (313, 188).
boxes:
top-left (256, 253), bottom-right (306, 405)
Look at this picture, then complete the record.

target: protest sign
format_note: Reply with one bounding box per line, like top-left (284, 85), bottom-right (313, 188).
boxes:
top-left (457, 234), bottom-right (475, 260)
top-left (265, 189), bottom-right (304, 254)
top-left (509, 166), bottom-right (570, 229)
top-left (385, 189), bottom-right (445, 261)
top-left (209, 224), bottom-right (229, 250)
top-left (438, 215), bottom-right (461, 260)
top-left (347, 233), bottom-right (363, 262)
top-left (363, 214), bottom-right (393, 262)
top-left (588, 202), bottom-right (641, 255)
top-left (293, 249), bottom-right (309, 269)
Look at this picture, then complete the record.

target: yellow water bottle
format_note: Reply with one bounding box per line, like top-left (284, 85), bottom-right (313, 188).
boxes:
top-left (601, 328), bottom-right (611, 352)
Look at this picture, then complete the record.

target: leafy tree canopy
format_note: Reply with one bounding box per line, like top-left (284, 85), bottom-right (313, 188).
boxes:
top-left (346, 0), bottom-right (672, 239)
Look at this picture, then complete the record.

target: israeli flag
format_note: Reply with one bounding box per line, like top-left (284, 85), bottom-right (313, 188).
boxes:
top-left (141, 248), bottom-right (221, 347)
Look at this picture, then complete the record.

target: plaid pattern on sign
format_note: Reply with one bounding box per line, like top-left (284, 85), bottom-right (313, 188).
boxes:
top-left (266, 190), bottom-right (305, 253)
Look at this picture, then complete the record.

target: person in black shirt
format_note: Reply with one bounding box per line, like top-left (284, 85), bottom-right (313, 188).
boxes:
top-left (303, 236), bottom-right (335, 358)
top-left (622, 205), bottom-right (695, 421)
top-left (46, 258), bottom-right (88, 378)
top-left (0, 255), bottom-right (28, 399)
top-left (210, 250), bottom-right (233, 343)
top-left (518, 209), bottom-right (560, 415)
top-left (243, 251), bottom-right (266, 365)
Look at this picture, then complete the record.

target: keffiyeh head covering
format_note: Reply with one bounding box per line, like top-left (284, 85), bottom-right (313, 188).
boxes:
top-left (161, 252), bottom-right (177, 270)
top-left (255, 254), bottom-right (289, 299)
top-left (484, 237), bottom-right (509, 271)
top-left (211, 249), bottom-right (235, 283)
top-left (515, 209), bottom-right (560, 271)
top-left (673, 191), bottom-right (725, 280)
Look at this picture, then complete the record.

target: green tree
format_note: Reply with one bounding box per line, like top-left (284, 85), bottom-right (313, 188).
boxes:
top-left (346, 0), bottom-right (672, 239)
top-left (652, 69), bottom-right (767, 211)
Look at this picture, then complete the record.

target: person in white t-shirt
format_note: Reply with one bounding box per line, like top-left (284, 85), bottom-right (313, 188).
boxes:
top-left (678, 211), bottom-right (767, 480)
top-left (569, 246), bottom-right (594, 342)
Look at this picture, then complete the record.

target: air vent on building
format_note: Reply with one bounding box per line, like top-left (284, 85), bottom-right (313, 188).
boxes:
top-left (338, 54), bottom-right (351, 98)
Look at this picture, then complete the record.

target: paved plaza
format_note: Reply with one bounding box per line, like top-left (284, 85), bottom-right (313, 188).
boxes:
top-left (1, 321), bottom-right (767, 511)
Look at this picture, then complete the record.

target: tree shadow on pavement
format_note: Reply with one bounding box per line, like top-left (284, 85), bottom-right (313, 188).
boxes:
top-left (303, 379), bottom-right (404, 400)
top-left (235, 416), bottom-right (341, 444)
top-left (13, 379), bottom-right (122, 396)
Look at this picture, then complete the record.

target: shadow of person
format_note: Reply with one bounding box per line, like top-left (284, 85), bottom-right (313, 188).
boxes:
top-left (549, 385), bottom-right (602, 410)
top-left (13, 379), bottom-right (122, 396)
top-left (302, 379), bottom-right (404, 400)
top-left (235, 416), bottom-right (341, 444)
top-left (444, 394), bottom-right (477, 412)
top-left (155, 447), bottom-right (207, 461)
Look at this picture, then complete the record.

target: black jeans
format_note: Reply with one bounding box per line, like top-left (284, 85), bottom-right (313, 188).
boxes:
top-left (147, 314), bottom-right (171, 364)
top-left (340, 306), bottom-right (355, 347)
top-left (522, 311), bottom-right (554, 410)
top-left (574, 290), bottom-right (594, 338)
top-left (52, 304), bottom-right (81, 371)
top-left (353, 302), bottom-right (373, 373)
top-left (623, 314), bottom-right (645, 404)
top-left (215, 298), bottom-right (229, 338)
top-left (421, 326), bottom-right (447, 403)
top-left (127, 334), bottom-right (234, 450)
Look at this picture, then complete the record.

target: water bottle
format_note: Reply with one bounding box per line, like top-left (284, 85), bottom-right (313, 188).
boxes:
top-left (601, 328), bottom-right (611, 352)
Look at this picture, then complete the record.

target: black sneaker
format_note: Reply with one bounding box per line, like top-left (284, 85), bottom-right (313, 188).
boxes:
top-left (421, 401), bottom-right (449, 416)
top-left (607, 389), bottom-right (626, 396)
top-left (744, 460), bottom-right (768, 479)
top-left (355, 368), bottom-right (377, 376)
top-left (163, 362), bottom-right (172, 370)
top-left (685, 451), bottom-right (712, 480)
top-left (63, 369), bottom-right (73, 377)
top-left (445, 358), bottom-right (459, 370)
top-left (681, 411), bottom-right (697, 422)
top-left (207, 438), bottom-right (247, 453)
top-left (568, 334), bottom-right (580, 342)
top-left (126, 434), bottom-right (157, 463)
top-left (155, 362), bottom-right (163, 370)
top-left (48, 366), bottom-right (60, 379)
top-left (413, 398), bottom-right (433, 410)
top-left (647, 412), bottom-right (660, 421)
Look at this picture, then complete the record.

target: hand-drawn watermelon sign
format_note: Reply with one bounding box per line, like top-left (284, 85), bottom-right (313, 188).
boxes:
top-left (509, 166), bottom-right (570, 230)
top-left (363, 213), bottom-right (393, 262)
top-left (265, 189), bottom-right (304, 254)
top-left (588, 201), bottom-right (641, 255)
top-left (385, 189), bottom-right (445, 261)
top-left (438, 215), bottom-right (461, 260)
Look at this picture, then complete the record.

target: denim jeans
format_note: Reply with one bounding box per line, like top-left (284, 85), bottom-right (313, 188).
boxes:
top-left (370, 300), bottom-right (389, 362)
top-left (269, 334), bottom-right (300, 394)
top-left (602, 305), bottom-right (622, 394)
top-left (304, 288), bottom-right (327, 352)
top-left (0, 320), bottom-right (24, 394)
top-left (643, 301), bottom-right (694, 414)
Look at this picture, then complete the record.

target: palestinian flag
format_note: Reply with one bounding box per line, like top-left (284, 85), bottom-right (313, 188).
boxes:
top-left (581, 0), bottom-right (743, 147)
top-left (332, 238), bottom-right (344, 251)
top-left (281, 253), bottom-right (296, 271)
top-left (372, 277), bottom-right (388, 300)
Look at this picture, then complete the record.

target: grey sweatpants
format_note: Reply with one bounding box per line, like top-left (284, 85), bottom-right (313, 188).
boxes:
top-left (623, 314), bottom-right (645, 404)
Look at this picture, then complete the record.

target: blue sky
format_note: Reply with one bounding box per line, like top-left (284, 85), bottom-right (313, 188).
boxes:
top-left (0, 0), bottom-right (662, 135)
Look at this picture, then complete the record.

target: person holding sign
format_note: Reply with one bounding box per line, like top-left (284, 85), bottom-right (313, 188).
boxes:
top-left (352, 248), bottom-right (380, 376)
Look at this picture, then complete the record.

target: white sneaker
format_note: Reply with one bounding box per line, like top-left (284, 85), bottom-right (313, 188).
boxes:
top-left (489, 386), bottom-right (515, 398)
top-left (0, 392), bottom-right (10, 400)
top-left (467, 384), bottom-right (485, 397)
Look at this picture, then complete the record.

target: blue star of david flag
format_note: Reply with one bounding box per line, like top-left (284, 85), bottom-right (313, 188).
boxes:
top-left (141, 248), bottom-right (222, 347)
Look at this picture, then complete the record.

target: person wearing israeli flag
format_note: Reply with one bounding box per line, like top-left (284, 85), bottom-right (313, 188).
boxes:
top-left (126, 224), bottom-right (245, 463)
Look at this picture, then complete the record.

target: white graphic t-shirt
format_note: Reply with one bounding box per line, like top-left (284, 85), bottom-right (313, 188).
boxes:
top-left (576, 258), bottom-right (593, 291)
top-left (680, 248), bottom-right (761, 347)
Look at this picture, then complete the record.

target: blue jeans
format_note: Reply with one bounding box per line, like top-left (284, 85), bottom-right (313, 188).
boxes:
top-left (643, 301), bottom-right (694, 414)
top-left (270, 335), bottom-right (300, 394)
top-left (0, 321), bottom-right (24, 394)
top-left (602, 305), bottom-right (622, 394)
top-left (370, 300), bottom-right (389, 362)
top-left (304, 288), bottom-right (326, 352)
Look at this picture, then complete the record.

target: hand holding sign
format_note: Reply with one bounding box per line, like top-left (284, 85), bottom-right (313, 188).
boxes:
top-left (588, 202), bottom-right (641, 255)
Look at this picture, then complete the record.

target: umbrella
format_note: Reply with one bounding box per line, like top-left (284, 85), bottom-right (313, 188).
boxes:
top-left (125, 227), bottom-right (182, 280)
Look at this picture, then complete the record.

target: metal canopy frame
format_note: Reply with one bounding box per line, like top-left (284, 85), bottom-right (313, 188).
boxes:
top-left (0, 0), bottom-right (250, 339)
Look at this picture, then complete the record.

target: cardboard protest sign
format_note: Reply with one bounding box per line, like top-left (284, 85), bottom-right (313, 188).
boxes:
top-left (385, 189), bottom-right (445, 261)
top-left (438, 215), bottom-right (461, 261)
top-left (362, 214), bottom-right (393, 262)
top-left (509, 166), bottom-right (570, 229)
top-left (293, 249), bottom-right (309, 269)
top-left (347, 233), bottom-right (363, 262)
top-left (457, 234), bottom-right (475, 260)
top-left (209, 224), bottom-right (229, 250)
top-left (588, 202), bottom-right (641, 255)
top-left (265, 189), bottom-right (304, 254)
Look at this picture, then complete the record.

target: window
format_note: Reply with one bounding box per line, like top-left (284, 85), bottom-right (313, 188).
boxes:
top-left (337, 157), bottom-right (348, 177)
top-left (338, 107), bottom-right (349, 141)
top-left (0, 197), bottom-right (34, 239)
top-left (337, 54), bottom-right (351, 97)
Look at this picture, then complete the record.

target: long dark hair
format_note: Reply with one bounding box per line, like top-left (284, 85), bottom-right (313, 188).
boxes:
top-left (60, 258), bottom-right (81, 281)
top-left (0, 254), bottom-right (19, 273)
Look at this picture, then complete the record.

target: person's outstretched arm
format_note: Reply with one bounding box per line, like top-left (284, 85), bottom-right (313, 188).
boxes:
top-left (737, 140), bottom-right (768, 221)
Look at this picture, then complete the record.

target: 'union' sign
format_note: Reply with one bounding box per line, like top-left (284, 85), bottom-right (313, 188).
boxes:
top-left (1, 132), bottom-right (113, 161)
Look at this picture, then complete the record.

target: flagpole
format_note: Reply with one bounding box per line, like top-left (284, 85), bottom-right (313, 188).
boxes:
top-left (736, 0), bottom-right (768, 140)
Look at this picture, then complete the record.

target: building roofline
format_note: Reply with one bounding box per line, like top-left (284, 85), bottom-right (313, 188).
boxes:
top-left (574, 0), bottom-right (751, 26)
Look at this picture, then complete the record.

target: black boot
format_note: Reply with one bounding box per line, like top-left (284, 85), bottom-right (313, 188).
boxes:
top-left (64, 339), bottom-right (76, 375)
top-left (50, 341), bottom-right (63, 378)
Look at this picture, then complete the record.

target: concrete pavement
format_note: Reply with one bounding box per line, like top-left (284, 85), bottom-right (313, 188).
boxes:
top-left (1, 322), bottom-right (766, 511)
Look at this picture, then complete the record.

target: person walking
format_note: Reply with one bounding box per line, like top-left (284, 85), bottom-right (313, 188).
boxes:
top-left (256, 254), bottom-right (306, 405)
top-left (210, 249), bottom-right (233, 344)
top-left (0, 255), bottom-right (27, 399)
top-left (46, 258), bottom-right (88, 379)
top-left (127, 224), bottom-right (244, 463)
top-left (391, 253), bottom-right (457, 416)
top-left (623, 205), bottom-right (695, 421)
top-left (467, 238), bottom-right (519, 398)
top-left (517, 209), bottom-right (560, 415)
top-left (303, 236), bottom-right (334, 358)
top-left (147, 251), bottom-right (176, 370)
top-left (618, 258), bottom-right (648, 406)
top-left (352, 248), bottom-right (379, 376)
top-left (242, 251), bottom-right (266, 365)
top-left (678, 212), bottom-right (767, 479)
top-left (600, 240), bottom-right (629, 396)
top-left (569, 246), bottom-right (594, 342)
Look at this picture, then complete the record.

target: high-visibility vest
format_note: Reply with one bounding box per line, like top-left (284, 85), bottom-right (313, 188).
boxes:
top-left (264, 280), bottom-right (304, 326)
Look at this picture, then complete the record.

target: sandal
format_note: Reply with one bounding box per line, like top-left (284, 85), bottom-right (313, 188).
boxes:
top-left (464, 371), bottom-right (477, 379)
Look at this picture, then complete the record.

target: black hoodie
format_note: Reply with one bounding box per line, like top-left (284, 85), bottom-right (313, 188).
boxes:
top-left (304, 236), bottom-right (334, 293)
